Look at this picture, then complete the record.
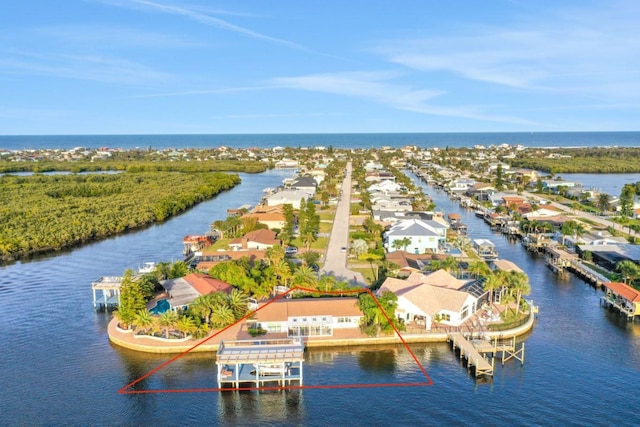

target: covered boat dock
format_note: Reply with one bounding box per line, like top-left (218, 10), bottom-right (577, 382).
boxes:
top-left (216, 338), bottom-right (305, 389)
top-left (91, 276), bottom-right (123, 309)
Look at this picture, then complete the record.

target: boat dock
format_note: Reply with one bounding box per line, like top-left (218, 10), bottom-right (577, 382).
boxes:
top-left (216, 338), bottom-right (305, 389)
top-left (448, 333), bottom-right (494, 377)
top-left (91, 276), bottom-right (123, 309)
top-left (448, 333), bottom-right (525, 378)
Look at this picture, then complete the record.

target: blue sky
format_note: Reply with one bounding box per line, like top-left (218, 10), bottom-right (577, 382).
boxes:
top-left (1, 0), bottom-right (639, 135)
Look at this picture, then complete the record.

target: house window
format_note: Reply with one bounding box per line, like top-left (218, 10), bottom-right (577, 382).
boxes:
top-left (266, 323), bottom-right (282, 333)
top-left (461, 306), bottom-right (469, 319)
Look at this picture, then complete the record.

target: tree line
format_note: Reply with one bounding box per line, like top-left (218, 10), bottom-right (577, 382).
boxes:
top-left (0, 171), bottom-right (240, 261)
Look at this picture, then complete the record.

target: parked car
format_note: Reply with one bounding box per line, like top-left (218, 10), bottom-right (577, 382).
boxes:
top-left (340, 246), bottom-right (347, 253)
top-left (285, 246), bottom-right (298, 255)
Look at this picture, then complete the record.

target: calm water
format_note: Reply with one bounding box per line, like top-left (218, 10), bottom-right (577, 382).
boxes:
top-left (558, 173), bottom-right (640, 197)
top-left (2, 167), bottom-right (640, 426)
top-left (1, 131), bottom-right (640, 150)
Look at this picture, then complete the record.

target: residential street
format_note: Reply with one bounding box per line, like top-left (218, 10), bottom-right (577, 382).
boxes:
top-left (320, 162), bottom-right (367, 286)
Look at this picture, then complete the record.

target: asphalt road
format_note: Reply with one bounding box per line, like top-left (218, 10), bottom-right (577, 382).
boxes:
top-left (320, 162), bottom-right (367, 286)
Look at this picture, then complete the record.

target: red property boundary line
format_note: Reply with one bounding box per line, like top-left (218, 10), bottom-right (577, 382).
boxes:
top-left (118, 287), bottom-right (434, 394)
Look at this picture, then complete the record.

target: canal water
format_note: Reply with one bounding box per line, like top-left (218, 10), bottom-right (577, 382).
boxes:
top-left (2, 169), bottom-right (640, 426)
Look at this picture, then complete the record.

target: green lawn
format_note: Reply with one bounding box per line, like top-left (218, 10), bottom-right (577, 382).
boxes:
top-left (208, 238), bottom-right (232, 250)
top-left (319, 222), bottom-right (333, 233)
top-left (319, 211), bottom-right (336, 221)
top-left (292, 237), bottom-right (329, 250)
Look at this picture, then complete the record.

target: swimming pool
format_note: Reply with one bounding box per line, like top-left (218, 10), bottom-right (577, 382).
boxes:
top-left (149, 298), bottom-right (170, 315)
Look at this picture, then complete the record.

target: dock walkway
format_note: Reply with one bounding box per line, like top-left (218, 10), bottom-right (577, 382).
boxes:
top-left (448, 332), bottom-right (494, 377)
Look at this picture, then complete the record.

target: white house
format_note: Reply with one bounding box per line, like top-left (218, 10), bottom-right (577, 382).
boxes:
top-left (265, 190), bottom-right (312, 209)
top-left (448, 178), bottom-right (476, 193)
top-left (384, 219), bottom-right (448, 254)
top-left (251, 298), bottom-right (363, 338)
top-left (368, 180), bottom-right (402, 194)
top-left (378, 271), bottom-right (479, 330)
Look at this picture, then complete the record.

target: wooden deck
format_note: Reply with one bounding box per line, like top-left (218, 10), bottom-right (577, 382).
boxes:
top-left (448, 333), bottom-right (494, 377)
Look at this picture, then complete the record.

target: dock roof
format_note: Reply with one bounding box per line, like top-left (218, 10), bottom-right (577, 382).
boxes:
top-left (604, 282), bottom-right (640, 303)
top-left (216, 339), bottom-right (305, 364)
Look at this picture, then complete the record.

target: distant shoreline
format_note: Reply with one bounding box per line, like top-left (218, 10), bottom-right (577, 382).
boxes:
top-left (2, 131), bottom-right (640, 151)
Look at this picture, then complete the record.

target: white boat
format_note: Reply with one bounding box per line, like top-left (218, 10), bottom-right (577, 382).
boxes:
top-left (137, 262), bottom-right (156, 274)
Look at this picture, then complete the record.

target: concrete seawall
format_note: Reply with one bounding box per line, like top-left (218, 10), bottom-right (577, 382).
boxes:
top-left (108, 309), bottom-right (537, 354)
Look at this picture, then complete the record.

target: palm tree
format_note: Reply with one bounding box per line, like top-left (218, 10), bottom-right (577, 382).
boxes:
top-left (616, 260), bottom-right (640, 285)
top-left (158, 310), bottom-right (178, 339)
top-left (561, 220), bottom-right (577, 246)
top-left (441, 256), bottom-right (460, 277)
top-left (292, 266), bottom-right (318, 289)
top-left (391, 239), bottom-right (404, 252)
top-left (211, 305), bottom-right (235, 328)
top-left (132, 309), bottom-right (155, 334)
top-left (483, 272), bottom-right (504, 305)
top-left (154, 262), bottom-right (172, 280)
top-left (190, 294), bottom-right (216, 326)
top-left (468, 260), bottom-right (491, 279)
top-left (596, 193), bottom-right (611, 214)
top-left (573, 223), bottom-right (586, 244)
top-left (176, 316), bottom-right (196, 338)
top-left (265, 244), bottom-right (285, 266)
top-left (318, 275), bottom-right (338, 292)
top-left (400, 237), bottom-right (412, 252)
top-left (506, 271), bottom-right (531, 314)
top-left (227, 288), bottom-right (248, 320)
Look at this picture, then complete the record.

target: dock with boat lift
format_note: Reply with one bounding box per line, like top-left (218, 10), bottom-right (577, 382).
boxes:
top-left (91, 276), bottom-right (123, 309)
top-left (448, 333), bottom-right (525, 378)
top-left (216, 338), bottom-right (305, 389)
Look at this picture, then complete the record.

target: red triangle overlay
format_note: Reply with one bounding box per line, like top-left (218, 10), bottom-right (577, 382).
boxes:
top-left (118, 287), bottom-right (433, 394)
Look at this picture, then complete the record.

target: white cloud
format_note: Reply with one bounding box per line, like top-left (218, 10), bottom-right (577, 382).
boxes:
top-left (270, 71), bottom-right (536, 125)
top-left (99, 0), bottom-right (310, 51)
top-left (375, 2), bottom-right (640, 99)
top-left (0, 50), bottom-right (171, 85)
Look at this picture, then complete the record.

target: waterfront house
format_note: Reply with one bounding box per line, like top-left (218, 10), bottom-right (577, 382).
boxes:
top-left (467, 183), bottom-right (495, 201)
top-left (244, 206), bottom-right (286, 230)
top-left (447, 178), bottom-right (476, 193)
top-left (384, 219), bottom-right (448, 254)
top-left (229, 229), bottom-right (281, 251)
top-left (289, 176), bottom-right (318, 194)
top-left (250, 297), bottom-right (363, 338)
top-left (265, 190), bottom-right (312, 209)
top-left (160, 273), bottom-right (234, 311)
top-left (378, 271), bottom-right (480, 330)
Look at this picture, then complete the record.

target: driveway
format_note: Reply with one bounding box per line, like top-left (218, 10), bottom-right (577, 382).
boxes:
top-left (320, 162), bottom-right (367, 287)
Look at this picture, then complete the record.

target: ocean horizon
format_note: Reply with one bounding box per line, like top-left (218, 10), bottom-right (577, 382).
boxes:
top-left (1, 131), bottom-right (640, 151)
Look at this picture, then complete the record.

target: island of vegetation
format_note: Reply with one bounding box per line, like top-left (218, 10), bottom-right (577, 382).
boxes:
top-left (0, 146), bottom-right (277, 262)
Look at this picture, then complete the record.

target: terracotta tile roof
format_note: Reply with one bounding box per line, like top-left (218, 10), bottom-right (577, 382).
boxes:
top-left (183, 273), bottom-right (233, 296)
top-left (604, 282), bottom-right (640, 303)
top-left (245, 212), bottom-right (285, 222)
top-left (243, 228), bottom-right (279, 245)
top-left (255, 297), bottom-right (362, 322)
